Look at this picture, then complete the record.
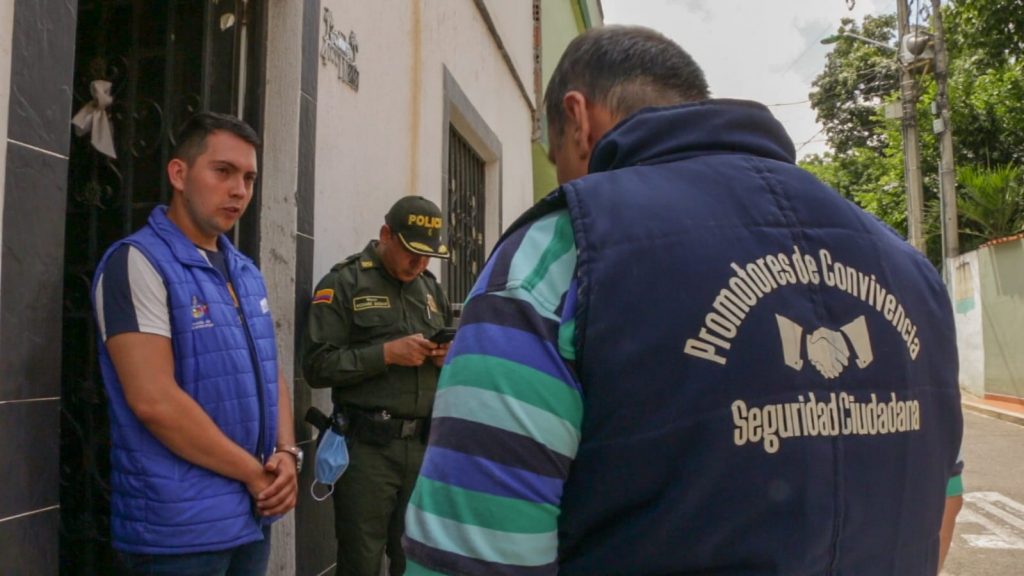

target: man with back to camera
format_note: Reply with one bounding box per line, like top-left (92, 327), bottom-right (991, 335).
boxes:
top-left (302, 195), bottom-right (453, 575)
top-left (92, 111), bottom-right (299, 575)
top-left (404, 25), bottom-right (963, 575)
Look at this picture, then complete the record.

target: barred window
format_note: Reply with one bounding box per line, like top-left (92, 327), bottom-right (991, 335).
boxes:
top-left (445, 125), bottom-right (487, 305)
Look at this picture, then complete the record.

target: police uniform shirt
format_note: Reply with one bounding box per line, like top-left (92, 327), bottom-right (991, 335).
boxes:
top-left (302, 241), bottom-right (451, 418)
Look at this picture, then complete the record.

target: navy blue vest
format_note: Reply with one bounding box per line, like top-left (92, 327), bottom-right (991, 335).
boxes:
top-left (517, 101), bottom-right (961, 575)
top-left (94, 206), bottom-right (280, 553)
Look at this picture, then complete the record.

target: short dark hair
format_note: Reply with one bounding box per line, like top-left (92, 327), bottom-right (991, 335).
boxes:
top-left (544, 25), bottom-right (710, 139)
top-left (171, 111), bottom-right (261, 165)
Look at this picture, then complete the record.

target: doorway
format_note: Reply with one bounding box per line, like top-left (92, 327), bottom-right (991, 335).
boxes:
top-left (59, 1), bottom-right (264, 572)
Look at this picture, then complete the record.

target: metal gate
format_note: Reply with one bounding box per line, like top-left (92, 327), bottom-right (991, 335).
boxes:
top-left (445, 126), bottom-right (487, 306)
top-left (60, 1), bottom-right (263, 572)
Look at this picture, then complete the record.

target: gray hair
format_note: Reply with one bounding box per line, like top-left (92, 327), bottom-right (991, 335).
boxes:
top-left (544, 25), bottom-right (710, 140)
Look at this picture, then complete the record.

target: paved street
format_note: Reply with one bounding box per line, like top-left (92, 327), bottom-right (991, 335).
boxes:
top-left (941, 411), bottom-right (1024, 576)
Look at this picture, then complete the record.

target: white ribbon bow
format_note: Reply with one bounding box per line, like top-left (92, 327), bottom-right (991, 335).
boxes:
top-left (71, 80), bottom-right (117, 159)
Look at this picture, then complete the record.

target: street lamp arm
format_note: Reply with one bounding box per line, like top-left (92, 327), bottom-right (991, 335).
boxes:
top-left (821, 32), bottom-right (897, 52)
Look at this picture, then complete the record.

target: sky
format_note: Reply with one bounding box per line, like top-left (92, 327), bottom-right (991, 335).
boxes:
top-left (601, 0), bottom-right (888, 159)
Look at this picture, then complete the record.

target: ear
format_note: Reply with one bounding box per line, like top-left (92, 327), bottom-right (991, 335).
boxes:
top-left (167, 158), bottom-right (188, 193)
top-left (379, 224), bottom-right (391, 243)
top-left (561, 91), bottom-right (592, 160)
top-left (561, 91), bottom-right (617, 159)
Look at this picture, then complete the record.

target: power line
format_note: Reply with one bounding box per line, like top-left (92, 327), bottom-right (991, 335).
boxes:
top-left (796, 127), bottom-right (827, 153)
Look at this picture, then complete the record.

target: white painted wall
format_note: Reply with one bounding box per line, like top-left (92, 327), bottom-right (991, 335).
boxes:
top-left (313, 0), bottom-right (534, 281)
top-left (951, 251), bottom-right (985, 396)
top-left (481, 0), bottom-right (534, 92)
top-left (978, 240), bottom-right (1024, 398)
top-left (420, 1), bottom-right (534, 243)
top-left (0, 0), bottom-right (15, 310)
top-left (314, 0), bottom-right (413, 275)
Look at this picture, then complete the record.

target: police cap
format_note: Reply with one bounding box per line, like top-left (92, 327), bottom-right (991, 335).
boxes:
top-left (384, 196), bottom-right (450, 259)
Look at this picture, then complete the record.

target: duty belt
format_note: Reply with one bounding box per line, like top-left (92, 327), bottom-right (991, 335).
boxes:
top-left (342, 406), bottom-right (427, 441)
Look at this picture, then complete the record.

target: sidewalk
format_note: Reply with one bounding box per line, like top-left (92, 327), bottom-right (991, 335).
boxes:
top-left (961, 393), bottom-right (1024, 427)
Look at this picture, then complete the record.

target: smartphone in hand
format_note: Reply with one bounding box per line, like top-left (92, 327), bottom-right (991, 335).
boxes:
top-left (429, 327), bottom-right (457, 344)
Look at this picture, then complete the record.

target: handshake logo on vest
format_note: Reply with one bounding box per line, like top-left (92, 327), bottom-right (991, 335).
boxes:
top-left (776, 315), bottom-right (874, 379)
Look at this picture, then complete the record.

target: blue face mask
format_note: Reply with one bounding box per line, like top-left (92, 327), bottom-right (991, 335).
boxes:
top-left (310, 427), bottom-right (350, 502)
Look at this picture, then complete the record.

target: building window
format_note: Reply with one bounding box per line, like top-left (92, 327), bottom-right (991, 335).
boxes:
top-left (446, 126), bottom-right (487, 305)
top-left (442, 68), bottom-right (502, 306)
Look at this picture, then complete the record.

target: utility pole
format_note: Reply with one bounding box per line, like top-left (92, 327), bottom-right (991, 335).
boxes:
top-left (897, 0), bottom-right (926, 253)
top-left (930, 0), bottom-right (959, 262)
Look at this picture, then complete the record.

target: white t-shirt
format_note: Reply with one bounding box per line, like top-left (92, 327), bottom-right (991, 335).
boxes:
top-left (94, 244), bottom-right (229, 341)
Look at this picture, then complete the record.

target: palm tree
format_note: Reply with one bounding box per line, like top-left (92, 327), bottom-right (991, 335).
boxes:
top-left (957, 164), bottom-right (1024, 250)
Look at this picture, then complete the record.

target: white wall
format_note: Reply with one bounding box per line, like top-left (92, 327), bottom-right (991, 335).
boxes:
top-left (0, 0), bottom-right (15, 306)
top-left (977, 240), bottom-right (1024, 398)
top-left (314, 0), bottom-right (413, 275)
top-left (420, 1), bottom-right (534, 243)
top-left (313, 0), bottom-right (534, 280)
top-left (951, 251), bottom-right (985, 396)
top-left (481, 0), bottom-right (534, 92)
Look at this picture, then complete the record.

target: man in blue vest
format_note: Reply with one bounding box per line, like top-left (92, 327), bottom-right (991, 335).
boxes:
top-left (404, 26), bottom-right (963, 575)
top-left (93, 112), bottom-right (299, 574)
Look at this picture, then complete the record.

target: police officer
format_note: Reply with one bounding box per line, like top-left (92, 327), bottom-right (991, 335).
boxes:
top-left (302, 195), bottom-right (453, 576)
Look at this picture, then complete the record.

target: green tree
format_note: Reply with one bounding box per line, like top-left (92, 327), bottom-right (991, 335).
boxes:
top-left (946, 57), bottom-right (1024, 167)
top-left (810, 14), bottom-right (900, 157)
top-left (805, 0), bottom-right (1024, 263)
top-left (946, 0), bottom-right (1024, 69)
top-left (804, 14), bottom-right (909, 238)
top-left (956, 164), bottom-right (1024, 249)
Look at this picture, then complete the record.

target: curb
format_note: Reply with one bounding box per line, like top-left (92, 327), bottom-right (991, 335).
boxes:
top-left (961, 400), bottom-right (1024, 427)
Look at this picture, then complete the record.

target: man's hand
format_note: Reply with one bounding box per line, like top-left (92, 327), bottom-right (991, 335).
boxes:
top-left (430, 342), bottom-right (451, 367)
top-left (244, 466), bottom-right (276, 501)
top-left (256, 452), bottom-right (299, 516)
top-left (383, 334), bottom-right (438, 366)
top-left (939, 494), bottom-right (963, 570)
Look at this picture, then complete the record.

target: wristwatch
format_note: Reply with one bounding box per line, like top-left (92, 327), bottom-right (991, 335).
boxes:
top-left (275, 444), bottom-right (304, 473)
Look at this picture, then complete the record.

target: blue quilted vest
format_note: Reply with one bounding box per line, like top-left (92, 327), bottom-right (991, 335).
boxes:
top-left (93, 206), bottom-right (280, 554)
top-left (516, 101), bottom-right (961, 575)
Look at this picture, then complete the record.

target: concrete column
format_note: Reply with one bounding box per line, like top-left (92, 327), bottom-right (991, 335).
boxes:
top-left (261, 1), bottom-right (305, 574)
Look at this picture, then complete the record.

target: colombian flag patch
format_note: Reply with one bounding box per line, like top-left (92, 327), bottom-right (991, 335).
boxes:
top-left (312, 288), bottom-right (334, 304)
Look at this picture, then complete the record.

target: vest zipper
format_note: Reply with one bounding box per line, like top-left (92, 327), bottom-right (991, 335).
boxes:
top-left (221, 262), bottom-right (269, 465)
top-left (203, 253), bottom-right (266, 525)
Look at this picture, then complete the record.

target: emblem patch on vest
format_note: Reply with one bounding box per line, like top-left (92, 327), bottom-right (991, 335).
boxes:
top-left (775, 315), bottom-right (874, 379)
top-left (353, 295), bottom-right (390, 311)
top-left (191, 296), bottom-right (214, 330)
